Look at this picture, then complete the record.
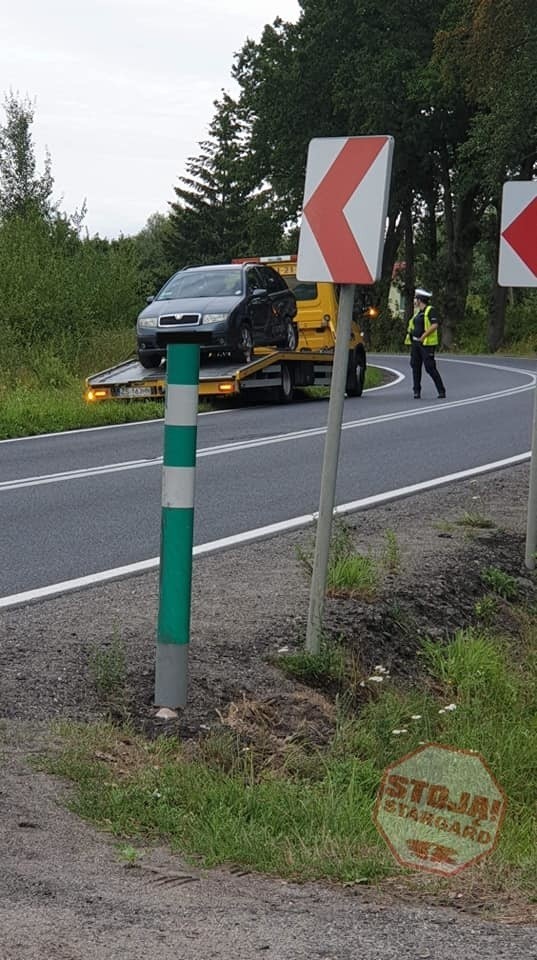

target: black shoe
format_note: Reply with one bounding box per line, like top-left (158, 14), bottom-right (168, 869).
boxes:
top-left (413, 392), bottom-right (421, 399)
top-left (437, 391), bottom-right (446, 399)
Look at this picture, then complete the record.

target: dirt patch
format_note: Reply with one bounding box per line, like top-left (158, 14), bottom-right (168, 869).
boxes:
top-left (2, 464), bottom-right (533, 744)
top-left (1, 462), bottom-right (536, 956)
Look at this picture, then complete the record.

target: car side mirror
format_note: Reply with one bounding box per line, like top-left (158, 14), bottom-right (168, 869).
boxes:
top-left (251, 287), bottom-right (267, 300)
top-left (146, 294), bottom-right (155, 304)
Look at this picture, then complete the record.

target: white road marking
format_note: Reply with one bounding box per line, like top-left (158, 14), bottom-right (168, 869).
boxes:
top-left (0, 451), bottom-right (530, 610)
top-left (0, 356), bottom-right (533, 448)
top-left (1, 377), bottom-right (534, 493)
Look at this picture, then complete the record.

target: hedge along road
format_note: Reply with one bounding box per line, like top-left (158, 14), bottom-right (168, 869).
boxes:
top-left (0, 355), bottom-right (535, 607)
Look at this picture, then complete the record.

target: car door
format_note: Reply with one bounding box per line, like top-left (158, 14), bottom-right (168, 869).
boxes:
top-left (259, 266), bottom-right (293, 342)
top-left (245, 266), bottom-right (271, 344)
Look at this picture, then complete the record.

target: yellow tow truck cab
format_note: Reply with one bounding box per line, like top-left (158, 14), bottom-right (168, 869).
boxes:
top-left (233, 255), bottom-right (369, 395)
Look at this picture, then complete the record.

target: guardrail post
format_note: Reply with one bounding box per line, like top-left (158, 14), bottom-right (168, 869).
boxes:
top-left (154, 342), bottom-right (200, 713)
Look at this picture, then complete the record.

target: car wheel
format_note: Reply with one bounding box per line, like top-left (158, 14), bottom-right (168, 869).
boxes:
top-left (345, 348), bottom-right (366, 397)
top-left (138, 350), bottom-right (163, 370)
top-left (278, 362), bottom-right (294, 403)
top-left (281, 318), bottom-right (298, 351)
top-left (231, 323), bottom-right (254, 364)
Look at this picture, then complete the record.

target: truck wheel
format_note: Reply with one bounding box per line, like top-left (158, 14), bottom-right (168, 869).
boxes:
top-left (231, 324), bottom-right (254, 364)
top-left (281, 319), bottom-right (298, 351)
top-left (346, 348), bottom-right (366, 397)
top-left (278, 362), bottom-right (294, 403)
top-left (138, 350), bottom-right (163, 369)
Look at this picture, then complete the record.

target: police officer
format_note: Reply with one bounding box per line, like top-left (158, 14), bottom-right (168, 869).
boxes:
top-left (405, 288), bottom-right (446, 399)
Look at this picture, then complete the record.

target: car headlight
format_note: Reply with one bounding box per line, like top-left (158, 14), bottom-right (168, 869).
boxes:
top-left (202, 313), bottom-right (228, 324)
top-left (137, 316), bottom-right (158, 329)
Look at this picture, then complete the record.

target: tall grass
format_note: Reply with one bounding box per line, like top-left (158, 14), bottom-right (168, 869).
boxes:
top-left (0, 214), bottom-right (143, 385)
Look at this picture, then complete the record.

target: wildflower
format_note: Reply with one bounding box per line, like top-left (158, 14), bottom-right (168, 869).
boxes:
top-left (373, 665), bottom-right (389, 674)
top-left (392, 728), bottom-right (408, 735)
top-left (410, 715), bottom-right (422, 720)
top-left (367, 675), bottom-right (384, 683)
top-left (152, 790), bottom-right (162, 799)
top-left (444, 703), bottom-right (457, 712)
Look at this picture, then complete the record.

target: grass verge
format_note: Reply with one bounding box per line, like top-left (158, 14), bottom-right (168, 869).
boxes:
top-left (42, 627), bottom-right (537, 894)
top-left (0, 365), bottom-right (385, 440)
top-left (0, 383), bottom-right (166, 438)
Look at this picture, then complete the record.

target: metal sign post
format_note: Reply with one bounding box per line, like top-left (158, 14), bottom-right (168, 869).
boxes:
top-left (498, 180), bottom-right (537, 568)
top-left (154, 342), bottom-right (200, 714)
top-left (525, 382), bottom-right (537, 569)
top-left (298, 135), bottom-right (394, 654)
top-left (306, 284), bottom-right (354, 652)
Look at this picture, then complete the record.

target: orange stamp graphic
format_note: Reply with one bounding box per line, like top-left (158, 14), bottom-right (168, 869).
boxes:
top-left (373, 743), bottom-right (507, 876)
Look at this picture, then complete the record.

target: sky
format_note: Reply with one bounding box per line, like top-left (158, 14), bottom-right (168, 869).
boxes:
top-left (1, 0), bottom-right (300, 239)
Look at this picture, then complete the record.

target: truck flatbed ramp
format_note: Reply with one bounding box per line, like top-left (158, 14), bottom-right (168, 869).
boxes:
top-left (85, 351), bottom-right (335, 403)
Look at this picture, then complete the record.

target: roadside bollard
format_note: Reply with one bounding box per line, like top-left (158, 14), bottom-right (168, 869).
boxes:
top-left (154, 342), bottom-right (200, 714)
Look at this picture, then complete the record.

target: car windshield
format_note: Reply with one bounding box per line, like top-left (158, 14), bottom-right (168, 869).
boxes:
top-left (157, 269), bottom-right (243, 301)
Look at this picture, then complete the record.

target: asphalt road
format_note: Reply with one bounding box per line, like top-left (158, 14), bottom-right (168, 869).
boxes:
top-left (1, 353), bottom-right (535, 602)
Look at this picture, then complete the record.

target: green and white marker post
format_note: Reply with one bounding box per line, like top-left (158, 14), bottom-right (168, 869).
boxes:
top-left (154, 342), bottom-right (200, 715)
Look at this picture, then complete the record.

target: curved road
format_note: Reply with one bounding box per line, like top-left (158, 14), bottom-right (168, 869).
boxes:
top-left (1, 353), bottom-right (535, 606)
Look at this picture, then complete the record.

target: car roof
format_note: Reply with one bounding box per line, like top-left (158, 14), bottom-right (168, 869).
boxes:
top-left (179, 263), bottom-right (248, 273)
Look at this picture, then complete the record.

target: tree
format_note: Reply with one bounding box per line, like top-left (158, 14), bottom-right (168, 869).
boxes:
top-left (234, 1), bottom-right (447, 317)
top-left (434, 0), bottom-right (537, 349)
top-left (166, 93), bottom-right (285, 265)
top-left (135, 212), bottom-right (176, 295)
top-left (0, 92), bottom-right (56, 221)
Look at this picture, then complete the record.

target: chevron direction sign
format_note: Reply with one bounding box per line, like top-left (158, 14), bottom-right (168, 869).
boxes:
top-left (297, 135), bottom-right (394, 284)
top-left (498, 181), bottom-right (537, 287)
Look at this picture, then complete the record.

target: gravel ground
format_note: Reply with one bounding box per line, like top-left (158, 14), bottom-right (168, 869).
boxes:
top-left (1, 461), bottom-right (536, 959)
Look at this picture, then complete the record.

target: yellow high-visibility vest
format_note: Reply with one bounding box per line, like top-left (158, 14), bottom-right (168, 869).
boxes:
top-left (405, 305), bottom-right (438, 346)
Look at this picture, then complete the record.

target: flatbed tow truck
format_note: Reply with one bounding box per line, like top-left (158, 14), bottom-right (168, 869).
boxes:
top-left (85, 347), bottom-right (336, 404)
top-left (84, 256), bottom-right (372, 404)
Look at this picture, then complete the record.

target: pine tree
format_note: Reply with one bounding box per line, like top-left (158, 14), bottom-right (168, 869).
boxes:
top-left (166, 93), bottom-right (283, 266)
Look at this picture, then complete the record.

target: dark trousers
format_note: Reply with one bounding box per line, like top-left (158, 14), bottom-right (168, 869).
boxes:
top-left (410, 343), bottom-right (445, 396)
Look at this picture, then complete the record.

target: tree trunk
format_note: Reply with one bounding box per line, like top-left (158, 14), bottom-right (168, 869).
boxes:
top-left (488, 284), bottom-right (508, 351)
top-left (402, 200), bottom-right (414, 321)
top-left (380, 203), bottom-right (403, 299)
top-left (437, 150), bottom-right (481, 349)
top-left (442, 249), bottom-right (473, 349)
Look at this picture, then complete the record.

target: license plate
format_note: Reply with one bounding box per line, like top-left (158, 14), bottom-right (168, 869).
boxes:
top-left (117, 386), bottom-right (152, 398)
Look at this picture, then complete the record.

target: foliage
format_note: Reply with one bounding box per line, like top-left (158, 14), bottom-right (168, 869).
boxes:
top-left (481, 567), bottom-right (520, 601)
top-left (278, 637), bottom-right (348, 686)
top-left (503, 293), bottom-right (537, 351)
top-left (1, 0), bottom-right (536, 397)
top-left (134, 212), bottom-right (176, 297)
top-left (88, 632), bottom-right (127, 698)
top-left (455, 512), bottom-right (495, 529)
top-left (0, 214), bottom-right (143, 383)
top-left (297, 521), bottom-right (402, 604)
top-left (0, 92), bottom-right (56, 221)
